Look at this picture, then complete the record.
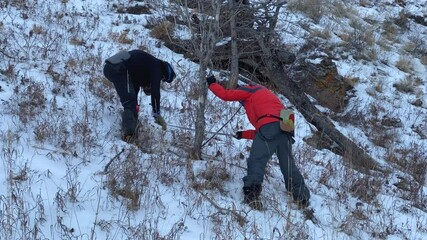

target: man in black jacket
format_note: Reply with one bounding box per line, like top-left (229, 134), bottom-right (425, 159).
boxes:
top-left (103, 49), bottom-right (176, 140)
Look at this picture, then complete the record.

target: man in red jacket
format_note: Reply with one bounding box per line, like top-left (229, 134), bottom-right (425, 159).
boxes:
top-left (206, 76), bottom-right (310, 210)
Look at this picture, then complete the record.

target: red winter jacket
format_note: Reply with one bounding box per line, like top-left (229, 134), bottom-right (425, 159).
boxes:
top-left (209, 83), bottom-right (285, 139)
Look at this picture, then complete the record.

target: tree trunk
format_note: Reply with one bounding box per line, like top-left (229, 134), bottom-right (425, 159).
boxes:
top-left (229, 0), bottom-right (239, 87)
top-left (191, 0), bottom-right (222, 160)
top-left (192, 63), bottom-right (208, 160)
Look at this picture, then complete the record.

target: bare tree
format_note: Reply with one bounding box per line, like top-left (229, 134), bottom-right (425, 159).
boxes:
top-left (193, 1), bottom-right (222, 162)
top-left (171, 1), bottom-right (223, 169)
top-left (164, 0), bottom-right (386, 174)
top-left (228, 0), bottom-right (239, 87)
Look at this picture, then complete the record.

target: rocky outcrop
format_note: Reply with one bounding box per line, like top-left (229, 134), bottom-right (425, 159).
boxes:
top-left (290, 57), bottom-right (354, 113)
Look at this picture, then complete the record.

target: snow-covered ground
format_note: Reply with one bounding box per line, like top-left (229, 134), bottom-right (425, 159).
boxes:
top-left (1, 0), bottom-right (426, 239)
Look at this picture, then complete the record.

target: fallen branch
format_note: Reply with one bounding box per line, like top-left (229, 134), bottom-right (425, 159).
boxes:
top-left (103, 148), bottom-right (125, 173)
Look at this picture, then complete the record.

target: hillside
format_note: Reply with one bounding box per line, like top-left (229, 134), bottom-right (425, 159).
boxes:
top-left (0, 0), bottom-right (426, 239)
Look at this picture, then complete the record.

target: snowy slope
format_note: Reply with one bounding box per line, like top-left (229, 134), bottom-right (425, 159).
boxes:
top-left (1, 0), bottom-right (426, 239)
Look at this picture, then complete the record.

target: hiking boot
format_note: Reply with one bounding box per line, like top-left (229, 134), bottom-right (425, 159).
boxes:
top-left (247, 198), bottom-right (264, 210)
top-left (122, 109), bottom-right (137, 137)
top-left (290, 185), bottom-right (310, 208)
top-left (295, 199), bottom-right (310, 209)
top-left (243, 184), bottom-right (263, 210)
top-left (122, 134), bottom-right (135, 143)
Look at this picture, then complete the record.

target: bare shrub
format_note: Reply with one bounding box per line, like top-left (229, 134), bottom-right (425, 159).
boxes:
top-left (109, 30), bottom-right (133, 44)
top-left (106, 148), bottom-right (149, 210)
top-left (150, 21), bottom-right (174, 40)
top-left (69, 36), bottom-right (85, 46)
top-left (33, 121), bottom-right (50, 142)
top-left (318, 161), bottom-right (336, 188)
top-left (382, 20), bottom-right (399, 42)
top-left (194, 163), bottom-right (231, 193)
top-left (393, 11), bottom-right (409, 30)
top-left (117, 5), bottom-right (151, 15)
top-left (87, 75), bottom-right (116, 103)
top-left (133, 119), bottom-right (157, 153)
top-left (288, 0), bottom-right (325, 23)
top-left (0, 131), bottom-right (46, 240)
top-left (405, 33), bottom-right (427, 60)
top-left (393, 75), bottom-right (417, 94)
top-left (364, 47), bottom-right (378, 61)
top-left (0, 64), bottom-right (16, 78)
top-left (386, 143), bottom-right (427, 187)
top-left (118, 30), bottom-right (134, 44)
top-left (369, 128), bottom-right (398, 148)
top-left (336, 19), bottom-right (376, 60)
top-left (329, 1), bottom-right (355, 18)
top-left (309, 28), bottom-right (331, 40)
top-left (350, 176), bottom-right (382, 203)
top-left (349, 19), bottom-right (375, 51)
top-left (377, 38), bottom-right (392, 51)
top-left (72, 120), bottom-right (96, 151)
top-left (416, 56), bottom-right (425, 69)
top-left (16, 81), bottom-right (47, 124)
top-left (47, 64), bottom-right (73, 91)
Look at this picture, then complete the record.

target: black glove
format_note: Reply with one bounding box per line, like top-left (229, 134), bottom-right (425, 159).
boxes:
top-left (206, 75), bottom-right (216, 86)
top-left (234, 131), bottom-right (243, 140)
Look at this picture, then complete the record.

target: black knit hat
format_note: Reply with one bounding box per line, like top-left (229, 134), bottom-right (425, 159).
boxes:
top-left (161, 61), bottom-right (176, 83)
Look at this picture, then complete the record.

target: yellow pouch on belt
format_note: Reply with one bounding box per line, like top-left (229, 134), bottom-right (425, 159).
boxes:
top-left (279, 109), bottom-right (295, 133)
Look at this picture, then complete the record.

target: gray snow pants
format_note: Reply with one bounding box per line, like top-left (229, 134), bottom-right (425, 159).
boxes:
top-left (103, 61), bottom-right (138, 117)
top-left (242, 121), bottom-right (310, 202)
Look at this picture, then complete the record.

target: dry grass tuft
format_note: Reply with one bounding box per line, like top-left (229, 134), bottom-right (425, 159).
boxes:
top-left (421, 55), bottom-right (427, 66)
top-left (106, 148), bottom-right (149, 210)
top-left (350, 176), bottom-right (382, 203)
top-left (288, 0), bottom-right (325, 23)
top-left (194, 164), bottom-right (231, 193)
top-left (386, 143), bottom-right (427, 187)
top-left (382, 20), bottom-right (399, 42)
top-left (117, 5), bottom-right (151, 15)
top-left (150, 21), bottom-right (174, 40)
top-left (395, 56), bottom-right (413, 73)
top-left (393, 75), bottom-right (419, 94)
top-left (88, 75), bottom-right (115, 103)
top-left (16, 81), bottom-right (47, 124)
top-left (118, 30), bottom-right (134, 44)
top-left (309, 28), bottom-right (332, 40)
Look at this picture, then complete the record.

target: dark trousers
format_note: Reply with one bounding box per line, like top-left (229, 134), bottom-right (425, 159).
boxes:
top-left (243, 122), bottom-right (310, 202)
top-left (103, 62), bottom-right (138, 117)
